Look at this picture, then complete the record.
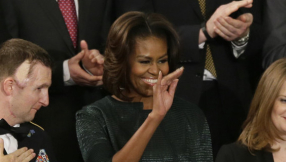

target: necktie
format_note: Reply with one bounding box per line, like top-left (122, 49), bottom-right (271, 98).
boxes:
top-left (0, 119), bottom-right (29, 141)
top-left (198, 0), bottom-right (217, 77)
top-left (58, 0), bottom-right (78, 48)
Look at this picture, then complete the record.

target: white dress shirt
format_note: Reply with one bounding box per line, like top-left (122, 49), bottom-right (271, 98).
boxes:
top-left (0, 123), bottom-right (20, 154)
top-left (199, 40), bottom-right (248, 81)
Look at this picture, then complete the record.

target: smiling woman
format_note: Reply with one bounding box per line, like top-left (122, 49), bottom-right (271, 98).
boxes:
top-left (216, 58), bottom-right (286, 162)
top-left (76, 11), bottom-right (213, 162)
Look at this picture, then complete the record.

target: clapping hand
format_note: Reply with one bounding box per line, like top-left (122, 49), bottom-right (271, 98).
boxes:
top-left (68, 40), bottom-right (103, 86)
top-left (206, 0), bottom-right (253, 41)
top-left (81, 40), bottom-right (104, 76)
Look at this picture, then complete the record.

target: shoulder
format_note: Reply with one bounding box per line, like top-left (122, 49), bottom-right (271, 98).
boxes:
top-left (77, 96), bottom-right (112, 115)
top-left (219, 142), bottom-right (248, 154)
top-left (22, 122), bottom-right (45, 132)
top-left (216, 142), bottom-right (247, 162)
top-left (21, 122), bottom-right (50, 139)
top-left (216, 142), bottom-right (271, 162)
top-left (29, 122), bottom-right (45, 131)
top-left (172, 96), bottom-right (205, 118)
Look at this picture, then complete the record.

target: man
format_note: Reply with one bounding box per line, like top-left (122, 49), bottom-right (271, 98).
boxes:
top-left (0, 0), bottom-right (107, 161)
top-left (0, 39), bottom-right (56, 162)
top-left (108, 0), bottom-right (264, 158)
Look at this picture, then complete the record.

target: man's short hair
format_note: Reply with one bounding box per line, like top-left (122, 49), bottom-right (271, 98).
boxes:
top-left (0, 38), bottom-right (51, 81)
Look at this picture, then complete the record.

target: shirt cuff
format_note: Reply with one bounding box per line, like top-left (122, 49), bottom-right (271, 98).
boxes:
top-left (63, 60), bottom-right (76, 86)
top-left (231, 41), bottom-right (248, 58)
top-left (199, 42), bottom-right (205, 49)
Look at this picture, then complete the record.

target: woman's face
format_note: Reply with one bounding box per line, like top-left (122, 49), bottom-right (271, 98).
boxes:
top-left (128, 36), bottom-right (169, 97)
top-left (272, 81), bottom-right (286, 136)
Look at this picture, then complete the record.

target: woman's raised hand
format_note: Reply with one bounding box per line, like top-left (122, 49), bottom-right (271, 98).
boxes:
top-left (150, 67), bottom-right (184, 119)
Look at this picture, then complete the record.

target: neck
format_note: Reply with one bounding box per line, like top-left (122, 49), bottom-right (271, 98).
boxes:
top-left (116, 92), bottom-right (154, 110)
top-left (131, 96), bottom-right (153, 110)
top-left (272, 139), bottom-right (286, 162)
top-left (0, 102), bottom-right (18, 126)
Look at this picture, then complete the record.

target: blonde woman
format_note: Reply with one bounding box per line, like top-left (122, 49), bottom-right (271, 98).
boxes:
top-left (216, 58), bottom-right (286, 162)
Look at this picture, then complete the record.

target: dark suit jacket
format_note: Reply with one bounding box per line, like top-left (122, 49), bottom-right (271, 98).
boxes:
top-left (216, 143), bottom-right (274, 162)
top-left (0, 0), bottom-right (109, 161)
top-left (108, 0), bottom-right (263, 143)
top-left (262, 0), bottom-right (286, 69)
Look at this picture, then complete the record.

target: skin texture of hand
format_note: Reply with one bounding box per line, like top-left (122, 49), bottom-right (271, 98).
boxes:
top-left (81, 40), bottom-right (104, 76)
top-left (150, 67), bottom-right (184, 119)
top-left (0, 138), bottom-right (36, 162)
top-left (214, 13), bottom-right (253, 41)
top-left (68, 41), bottom-right (103, 86)
top-left (206, 0), bottom-right (253, 40)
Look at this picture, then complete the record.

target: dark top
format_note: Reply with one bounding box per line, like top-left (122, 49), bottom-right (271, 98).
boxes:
top-left (76, 96), bottom-right (212, 162)
top-left (216, 142), bottom-right (274, 162)
top-left (0, 122), bottom-right (57, 162)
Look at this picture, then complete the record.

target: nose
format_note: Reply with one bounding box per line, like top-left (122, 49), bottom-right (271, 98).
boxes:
top-left (40, 90), bottom-right (49, 107)
top-left (148, 63), bottom-right (160, 76)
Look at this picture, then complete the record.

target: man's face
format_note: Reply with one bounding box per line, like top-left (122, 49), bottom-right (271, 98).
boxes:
top-left (10, 62), bottom-right (51, 123)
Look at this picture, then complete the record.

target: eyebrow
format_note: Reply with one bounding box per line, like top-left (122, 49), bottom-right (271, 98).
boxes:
top-left (37, 83), bottom-right (52, 88)
top-left (136, 54), bottom-right (168, 59)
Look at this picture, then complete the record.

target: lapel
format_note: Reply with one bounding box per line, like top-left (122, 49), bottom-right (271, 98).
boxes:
top-left (189, 0), bottom-right (204, 21)
top-left (36, 0), bottom-right (75, 56)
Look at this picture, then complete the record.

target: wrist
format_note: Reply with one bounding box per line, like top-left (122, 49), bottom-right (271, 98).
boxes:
top-left (148, 111), bottom-right (164, 123)
top-left (233, 31), bottom-right (249, 46)
top-left (201, 22), bottom-right (214, 41)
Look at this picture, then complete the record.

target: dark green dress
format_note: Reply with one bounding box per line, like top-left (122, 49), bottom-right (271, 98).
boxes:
top-left (76, 96), bottom-right (212, 162)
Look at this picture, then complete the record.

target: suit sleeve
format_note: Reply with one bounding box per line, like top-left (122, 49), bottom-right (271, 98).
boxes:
top-left (262, 0), bottom-right (286, 69)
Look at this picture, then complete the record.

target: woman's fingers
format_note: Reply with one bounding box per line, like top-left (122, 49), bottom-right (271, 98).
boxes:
top-left (161, 67), bottom-right (184, 86)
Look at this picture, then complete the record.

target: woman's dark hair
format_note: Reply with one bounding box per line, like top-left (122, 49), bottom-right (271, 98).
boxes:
top-left (103, 11), bottom-right (180, 101)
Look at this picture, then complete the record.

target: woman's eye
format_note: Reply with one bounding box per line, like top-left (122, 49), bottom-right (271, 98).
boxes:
top-left (280, 98), bottom-right (286, 103)
top-left (139, 60), bottom-right (150, 64)
top-left (158, 59), bottom-right (168, 64)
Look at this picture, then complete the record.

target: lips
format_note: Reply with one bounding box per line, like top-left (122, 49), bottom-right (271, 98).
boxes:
top-left (32, 107), bottom-right (40, 111)
top-left (142, 78), bottom-right (158, 85)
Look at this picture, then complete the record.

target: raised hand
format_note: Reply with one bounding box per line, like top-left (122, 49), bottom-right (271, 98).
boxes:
top-left (68, 42), bottom-right (103, 86)
top-left (150, 67), bottom-right (184, 119)
top-left (0, 138), bottom-right (36, 162)
top-left (206, 0), bottom-right (253, 39)
top-left (81, 40), bottom-right (104, 76)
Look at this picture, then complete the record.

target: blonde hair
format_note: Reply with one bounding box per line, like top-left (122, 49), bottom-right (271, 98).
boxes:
top-left (238, 58), bottom-right (286, 152)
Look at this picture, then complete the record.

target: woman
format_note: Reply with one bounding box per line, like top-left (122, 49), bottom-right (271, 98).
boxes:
top-left (216, 58), bottom-right (286, 162)
top-left (76, 11), bottom-right (212, 162)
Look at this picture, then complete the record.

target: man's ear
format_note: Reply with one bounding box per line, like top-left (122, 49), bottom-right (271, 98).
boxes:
top-left (2, 77), bottom-right (15, 96)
